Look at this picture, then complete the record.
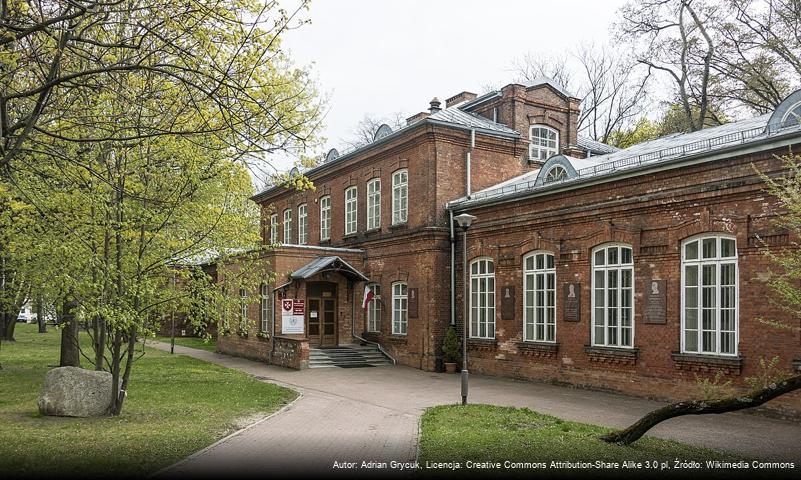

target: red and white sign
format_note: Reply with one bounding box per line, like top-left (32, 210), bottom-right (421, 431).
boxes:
top-left (281, 299), bottom-right (305, 334)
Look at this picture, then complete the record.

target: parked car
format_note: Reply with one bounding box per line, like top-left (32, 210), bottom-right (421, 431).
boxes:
top-left (17, 304), bottom-right (36, 323)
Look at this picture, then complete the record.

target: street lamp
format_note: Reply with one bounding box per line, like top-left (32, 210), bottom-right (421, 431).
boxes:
top-left (454, 213), bottom-right (476, 406)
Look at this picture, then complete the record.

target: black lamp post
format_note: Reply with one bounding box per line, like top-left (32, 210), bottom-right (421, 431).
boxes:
top-left (454, 212), bottom-right (476, 405)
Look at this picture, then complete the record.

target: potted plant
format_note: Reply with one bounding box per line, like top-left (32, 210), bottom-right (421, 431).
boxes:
top-left (442, 326), bottom-right (462, 373)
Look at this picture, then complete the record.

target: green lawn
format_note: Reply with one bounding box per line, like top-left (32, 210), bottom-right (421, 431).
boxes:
top-left (0, 324), bottom-right (297, 478)
top-left (154, 335), bottom-right (217, 352)
top-left (419, 404), bottom-right (741, 477)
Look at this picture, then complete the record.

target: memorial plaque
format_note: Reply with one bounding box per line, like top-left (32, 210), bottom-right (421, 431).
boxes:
top-left (501, 285), bottom-right (515, 320)
top-left (563, 283), bottom-right (581, 322)
top-left (408, 288), bottom-right (418, 318)
top-left (644, 279), bottom-right (667, 324)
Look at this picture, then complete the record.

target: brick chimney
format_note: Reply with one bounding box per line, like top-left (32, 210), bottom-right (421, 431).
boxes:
top-left (406, 111), bottom-right (430, 125)
top-left (445, 91), bottom-right (477, 108)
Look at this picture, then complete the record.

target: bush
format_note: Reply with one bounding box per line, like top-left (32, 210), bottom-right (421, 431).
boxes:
top-left (442, 326), bottom-right (461, 363)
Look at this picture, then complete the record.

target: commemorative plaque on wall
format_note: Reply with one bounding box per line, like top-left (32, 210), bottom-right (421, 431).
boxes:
top-left (644, 279), bottom-right (667, 324)
top-left (408, 288), bottom-right (418, 318)
top-left (563, 283), bottom-right (580, 322)
top-left (501, 285), bottom-right (515, 320)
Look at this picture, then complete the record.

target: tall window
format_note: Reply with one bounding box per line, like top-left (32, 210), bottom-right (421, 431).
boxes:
top-left (592, 244), bottom-right (634, 348)
top-left (297, 204), bottom-right (307, 245)
top-left (345, 186), bottom-right (357, 235)
top-left (260, 283), bottom-right (272, 333)
top-left (469, 258), bottom-right (495, 339)
top-left (523, 252), bottom-right (556, 342)
top-left (239, 288), bottom-right (248, 321)
top-left (367, 284), bottom-right (381, 332)
top-left (320, 195), bottom-right (331, 241)
top-left (283, 209), bottom-right (292, 244)
top-left (682, 235), bottom-right (738, 356)
top-left (392, 169), bottom-right (408, 225)
top-left (269, 214), bottom-right (278, 244)
top-left (367, 178), bottom-right (381, 230)
top-left (529, 125), bottom-right (559, 161)
top-left (392, 282), bottom-right (407, 335)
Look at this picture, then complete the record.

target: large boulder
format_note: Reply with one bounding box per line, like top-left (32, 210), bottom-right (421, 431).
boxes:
top-left (38, 366), bottom-right (113, 417)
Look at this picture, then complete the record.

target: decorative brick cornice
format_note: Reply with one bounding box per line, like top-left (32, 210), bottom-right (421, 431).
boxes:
top-left (517, 342), bottom-right (559, 358)
top-left (671, 352), bottom-right (743, 375)
top-left (584, 345), bottom-right (639, 367)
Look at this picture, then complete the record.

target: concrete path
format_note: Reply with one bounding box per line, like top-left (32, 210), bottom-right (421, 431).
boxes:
top-left (152, 342), bottom-right (801, 477)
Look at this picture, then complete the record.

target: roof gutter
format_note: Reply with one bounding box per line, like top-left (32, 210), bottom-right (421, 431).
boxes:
top-left (446, 131), bottom-right (801, 213)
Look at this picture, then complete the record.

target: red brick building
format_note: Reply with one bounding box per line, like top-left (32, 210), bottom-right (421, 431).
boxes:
top-left (217, 80), bottom-right (801, 413)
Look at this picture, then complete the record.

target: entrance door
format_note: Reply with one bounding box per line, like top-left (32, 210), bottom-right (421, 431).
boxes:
top-left (307, 282), bottom-right (337, 347)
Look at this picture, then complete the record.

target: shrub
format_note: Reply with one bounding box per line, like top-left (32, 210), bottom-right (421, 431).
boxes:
top-left (442, 326), bottom-right (461, 364)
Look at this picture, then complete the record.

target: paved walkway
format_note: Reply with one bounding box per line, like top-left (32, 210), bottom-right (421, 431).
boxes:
top-left (152, 342), bottom-right (801, 477)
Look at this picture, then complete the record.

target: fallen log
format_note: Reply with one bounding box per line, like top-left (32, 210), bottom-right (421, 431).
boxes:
top-left (599, 374), bottom-right (801, 445)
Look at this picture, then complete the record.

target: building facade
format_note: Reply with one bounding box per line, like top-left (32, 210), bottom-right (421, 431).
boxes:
top-left (216, 80), bottom-right (801, 414)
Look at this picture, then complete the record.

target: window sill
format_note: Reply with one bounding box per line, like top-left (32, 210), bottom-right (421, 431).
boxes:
top-left (517, 341), bottom-right (559, 358)
top-left (319, 239), bottom-right (331, 245)
top-left (365, 228), bottom-right (381, 236)
top-left (584, 345), bottom-right (639, 366)
top-left (389, 222), bottom-right (408, 231)
top-left (672, 352), bottom-right (743, 375)
top-left (793, 360), bottom-right (801, 373)
top-left (385, 334), bottom-right (407, 344)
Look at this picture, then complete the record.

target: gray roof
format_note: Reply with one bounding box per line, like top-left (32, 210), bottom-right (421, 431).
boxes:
top-left (290, 256), bottom-right (369, 282)
top-left (427, 106), bottom-right (518, 135)
top-left (523, 76), bottom-right (576, 99)
top-left (453, 110), bottom-right (801, 208)
top-left (576, 136), bottom-right (621, 155)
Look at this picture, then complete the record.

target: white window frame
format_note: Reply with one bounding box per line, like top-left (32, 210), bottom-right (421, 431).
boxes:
top-left (319, 195), bottom-right (331, 241)
top-left (523, 251), bottom-right (556, 343)
top-left (529, 125), bottom-right (559, 161)
top-left (591, 244), bottom-right (635, 348)
top-left (269, 214), bottom-right (278, 244)
top-left (392, 282), bottom-right (407, 335)
top-left (283, 208), bottom-right (292, 244)
top-left (544, 165), bottom-right (568, 183)
top-left (367, 178), bottom-right (381, 230)
top-left (239, 288), bottom-right (248, 321)
top-left (260, 283), bottom-right (272, 333)
top-left (681, 234), bottom-right (739, 356)
top-left (367, 284), bottom-right (381, 332)
top-left (392, 169), bottom-right (408, 225)
top-left (297, 204), bottom-right (307, 245)
top-left (469, 257), bottom-right (496, 339)
top-left (345, 186), bottom-right (357, 235)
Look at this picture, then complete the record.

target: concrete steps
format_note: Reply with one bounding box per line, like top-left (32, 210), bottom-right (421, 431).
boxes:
top-left (309, 344), bottom-right (393, 368)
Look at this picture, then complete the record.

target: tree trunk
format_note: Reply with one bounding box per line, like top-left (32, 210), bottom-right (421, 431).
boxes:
top-left (35, 295), bottom-right (46, 333)
top-left (1, 310), bottom-right (16, 341)
top-left (600, 374), bottom-right (801, 445)
top-left (59, 299), bottom-right (80, 367)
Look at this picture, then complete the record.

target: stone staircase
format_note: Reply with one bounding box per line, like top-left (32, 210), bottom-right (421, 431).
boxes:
top-left (308, 344), bottom-right (393, 368)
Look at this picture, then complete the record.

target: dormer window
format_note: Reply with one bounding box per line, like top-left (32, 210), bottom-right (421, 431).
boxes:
top-left (544, 165), bottom-right (568, 183)
top-left (529, 125), bottom-right (559, 161)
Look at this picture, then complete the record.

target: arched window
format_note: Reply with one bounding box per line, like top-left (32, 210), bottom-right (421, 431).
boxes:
top-left (260, 283), bottom-right (272, 333)
top-left (366, 283), bottom-right (381, 332)
top-left (297, 204), bottom-right (307, 245)
top-left (283, 209), bottom-right (292, 244)
top-left (544, 165), bottom-right (568, 183)
top-left (682, 235), bottom-right (738, 355)
top-left (781, 102), bottom-right (801, 127)
top-left (319, 195), bottom-right (331, 241)
top-left (592, 244), bottom-right (634, 348)
top-left (392, 282), bottom-right (407, 335)
top-left (523, 252), bottom-right (556, 342)
top-left (367, 178), bottom-right (381, 230)
top-left (529, 125), bottom-right (559, 161)
top-left (469, 258), bottom-right (495, 339)
top-left (392, 169), bottom-right (408, 225)
top-left (345, 186), bottom-right (357, 235)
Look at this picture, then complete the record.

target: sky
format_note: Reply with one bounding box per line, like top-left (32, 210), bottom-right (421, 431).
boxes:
top-left (271, 0), bottom-right (629, 173)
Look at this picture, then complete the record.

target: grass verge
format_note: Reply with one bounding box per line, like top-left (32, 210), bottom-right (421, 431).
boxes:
top-left (418, 404), bottom-right (742, 477)
top-left (0, 324), bottom-right (296, 478)
top-left (154, 335), bottom-right (217, 352)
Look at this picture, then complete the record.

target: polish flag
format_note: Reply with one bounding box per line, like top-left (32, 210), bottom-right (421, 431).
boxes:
top-left (362, 285), bottom-right (375, 310)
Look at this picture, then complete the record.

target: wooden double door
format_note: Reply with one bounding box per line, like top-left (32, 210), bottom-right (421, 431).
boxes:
top-left (307, 282), bottom-right (337, 347)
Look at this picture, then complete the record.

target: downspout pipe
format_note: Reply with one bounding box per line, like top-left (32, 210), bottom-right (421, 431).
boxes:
top-left (466, 128), bottom-right (475, 198)
top-left (449, 210), bottom-right (456, 326)
top-left (351, 280), bottom-right (396, 365)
